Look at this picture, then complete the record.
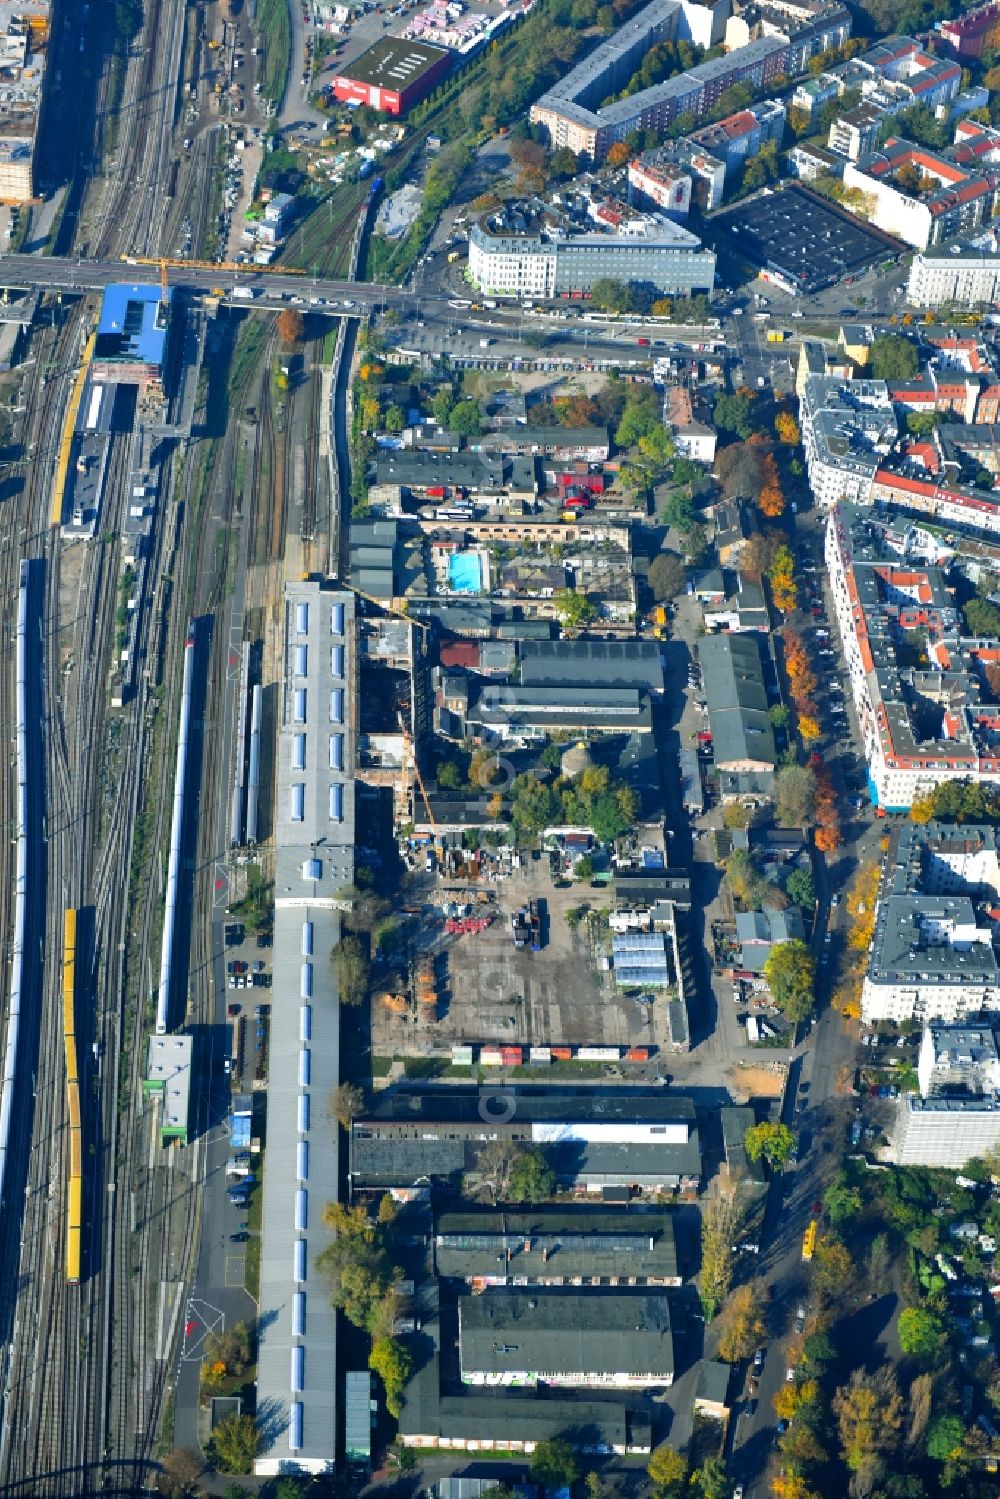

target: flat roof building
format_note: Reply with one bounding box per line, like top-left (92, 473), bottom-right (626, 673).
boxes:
top-left (255, 582), bottom-right (357, 1476)
top-left (861, 822), bottom-right (1000, 1024)
top-left (458, 1290), bottom-right (675, 1387)
top-left (331, 37), bottom-right (450, 115)
top-left (93, 284), bottom-right (172, 393)
top-left (434, 1209), bottom-right (680, 1285)
top-left (143, 1033), bottom-right (192, 1145)
top-left (350, 1089), bottom-right (702, 1195)
top-left (0, 1), bottom-right (51, 203)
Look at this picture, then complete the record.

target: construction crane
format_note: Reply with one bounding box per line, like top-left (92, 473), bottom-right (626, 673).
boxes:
top-left (122, 253), bottom-right (304, 278)
top-left (344, 583), bottom-right (429, 633)
top-left (399, 713), bottom-right (436, 837)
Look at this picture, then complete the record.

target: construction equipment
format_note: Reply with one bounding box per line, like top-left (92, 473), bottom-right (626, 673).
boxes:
top-left (345, 582), bottom-right (429, 633)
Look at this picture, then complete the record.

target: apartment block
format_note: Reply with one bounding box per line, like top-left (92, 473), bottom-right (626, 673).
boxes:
top-left (843, 136), bottom-right (1000, 251)
top-left (824, 504), bottom-right (1000, 814)
top-left (861, 824), bottom-right (1000, 1024)
top-left (908, 226), bottom-right (1000, 309)
top-left (798, 374), bottom-right (898, 507)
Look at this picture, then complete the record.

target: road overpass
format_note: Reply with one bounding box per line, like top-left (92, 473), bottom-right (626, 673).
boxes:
top-left (0, 253), bottom-right (407, 312)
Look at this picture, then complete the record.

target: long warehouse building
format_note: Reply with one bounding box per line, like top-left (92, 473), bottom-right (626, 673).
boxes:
top-left (255, 582), bottom-right (357, 1476)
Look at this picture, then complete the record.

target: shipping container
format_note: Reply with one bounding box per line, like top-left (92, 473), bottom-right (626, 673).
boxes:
top-left (500, 1046), bottom-right (523, 1065)
top-left (551, 1046), bottom-right (573, 1061)
top-left (625, 1046), bottom-right (650, 1061)
top-left (480, 1047), bottom-right (504, 1066)
top-left (576, 1046), bottom-right (620, 1061)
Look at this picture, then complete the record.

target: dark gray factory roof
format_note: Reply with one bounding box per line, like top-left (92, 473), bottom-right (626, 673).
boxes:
top-left (519, 639), bottom-right (664, 693)
top-left (699, 633), bottom-right (776, 769)
top-left (459, 1291), bottom-right (674, 1379)
top-left (434, 1210), bottom-right (679, 1282)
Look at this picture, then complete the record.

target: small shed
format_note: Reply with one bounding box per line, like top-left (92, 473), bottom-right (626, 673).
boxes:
top-left (694, 1360), bottom-right (731, 1420)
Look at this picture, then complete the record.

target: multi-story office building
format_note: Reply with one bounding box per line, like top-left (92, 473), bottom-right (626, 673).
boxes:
top-left (468, 201), bottom-right (715, 300)
top-left (0, 1), bottom-right (51, 203)
top-left (894, 1019), bottom-right (1000, 1165)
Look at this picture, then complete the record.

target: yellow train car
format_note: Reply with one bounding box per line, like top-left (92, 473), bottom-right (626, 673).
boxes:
top-left (63, 909), bottom-right (82, 1286)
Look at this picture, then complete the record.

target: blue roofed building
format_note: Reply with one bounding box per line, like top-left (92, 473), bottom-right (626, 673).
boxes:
top-left (93, 283), bottom-right (172, 393)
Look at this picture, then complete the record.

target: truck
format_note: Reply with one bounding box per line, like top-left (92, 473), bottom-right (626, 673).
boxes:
top-left (529, 898), bottom-right (542, 952)
top-left (766, 329), bottom-right (787, 343)
top-left (447, 249), bottom-right (463, 264)
top-left (511, 908), bottom-right (529, 949)
top-left (232, 285), bottom-right (257, 300)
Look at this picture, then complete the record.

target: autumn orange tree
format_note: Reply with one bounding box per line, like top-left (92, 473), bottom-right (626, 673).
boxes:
top-left (759, 452), bottom-right (786, 519)
top-left (769, 543), bottom-right (797, 612)
top-left (277, 307), bottom-right (305, 345)
top-left (775, 409), bottom-right (801, 445)
top-left (814, 760), bottom-right (841, 853)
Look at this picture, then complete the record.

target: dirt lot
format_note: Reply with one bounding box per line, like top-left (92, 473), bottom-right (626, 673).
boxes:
top-left (371, 857), bottom-right (662, 1060)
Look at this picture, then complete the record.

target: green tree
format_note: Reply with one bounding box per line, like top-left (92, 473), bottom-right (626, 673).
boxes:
top-left (332, 934), bottom-right (369, 1007)
top-left (769, 703), bottom-right (791, 729)
top-left (508, 1145), bottom-right (556, 1201)
top-left (589, 277), bottom-right (632, 313)
top-left (648, 551), bottom-right (687, 601)
top-left (369, 1336), bottom-right (413, 1417)
top-left (437, 759), bottom-right (464, 791)
top-left (204, 1322), bottom-right (252, 1380)
top-left (591, 790), bottom-right (632, 842)
top-left (824, 1180), bottom-right (862, 1227)
top-left (384, 403), bottom-right (406, 433)
top-left (964, 597), bottom-right (1000, 637)
top-left (637, 424), bottom-right (675, 470)
top-left (554, 589), bottom-right (597, 630)
top-left (691, 1456), bottom-right (729, 1499)
top-left (530, 1438), bottom-right (580, 1489)
top-left (431, 387), bottom-right (456, 426)
top-left (898, 1306), bottom-right (945, 1359)
top-left (700, 1193), bottom-right (743, 1319)
top-left (450, 399), bottom-right (483, 437)
top-left (926, 1414), bottom-right (964, 1461)
top-left (712, 391), bottom-right (755, 439)
top-left (870, 334), bottom-right (919, 382)
top-left (786, 868), bottom-right (816, 910)
top-left (573, 854), bottom-right (595, 881)
top-left (663, 490), bottom-right (695, 532)
top-left (511, 772), bottom-right (558, 835)
top-left (647, 1442), bottom-right (686, 1495)
top-left (208, 1414), bottom-right (260, 1475)
top-left (764, 939), bottom-right (815, 1022)
top-left (744, 1121), bottom-right (795, 1168)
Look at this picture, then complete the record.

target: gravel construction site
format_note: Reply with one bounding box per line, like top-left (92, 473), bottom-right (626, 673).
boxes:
top-left (371, 859), bottom-right (664, 1066)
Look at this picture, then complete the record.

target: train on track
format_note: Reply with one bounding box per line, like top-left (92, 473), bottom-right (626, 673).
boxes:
top-left (63, 909), bottom-right (82, 1286)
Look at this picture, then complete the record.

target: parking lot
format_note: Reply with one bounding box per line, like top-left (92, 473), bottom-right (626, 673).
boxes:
top-left (222, 921), bottom-right (272, 1087)
top-left (371, 858), bottom-right (665, 1064)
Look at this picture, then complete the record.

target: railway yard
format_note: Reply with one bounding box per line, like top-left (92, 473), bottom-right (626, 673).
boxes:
top-left (0, 0), bottom-right (370, 1490)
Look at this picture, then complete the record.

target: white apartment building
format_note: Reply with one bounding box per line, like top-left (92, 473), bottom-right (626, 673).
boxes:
top-left (798, 374), bottom-right (896, 507)
top-left (893, 1021), bottom-right (1000, 1165)
top-left (908, 227), bottom-right (1000, 308)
